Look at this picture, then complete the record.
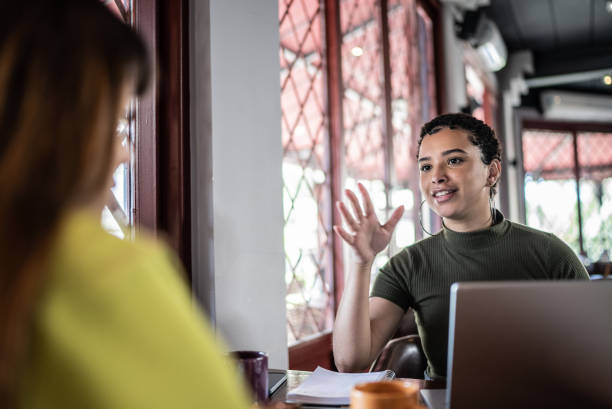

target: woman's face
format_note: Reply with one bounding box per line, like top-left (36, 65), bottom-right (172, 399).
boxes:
top-left (418, 127), bottom-right (499, 230)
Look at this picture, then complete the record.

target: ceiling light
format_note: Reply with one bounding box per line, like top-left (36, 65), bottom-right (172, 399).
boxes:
top-left (351, 46), bottom-right (364, 57)
top-left (604, 75), bottom-right (612, 86)
top-left (606, 1), bottom-right (612, 13)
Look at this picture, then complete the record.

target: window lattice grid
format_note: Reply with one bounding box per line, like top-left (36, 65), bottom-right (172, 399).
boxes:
top-left (577, 132), bottom-right (612, 181)
top-left (416, 5), bottom-right (437, 124)
top-left (387, 0), bottom-right (417, 185)
top-left (341, 0), bottom-right (386, 181)
top-left (522, 129), bottom-right (575, 180)
top-left (279, 0), bottom-right (439, 345)
top-left (339, 0), bottom-right (390, 282)
top-left (522, 129), bottom-right (577, 245)
top-left (280, 0), bottom-right (334, 345)
top-left (523, 129), bottom-right (612, 261)
top-left (387, 0), bottom-right (421, 250)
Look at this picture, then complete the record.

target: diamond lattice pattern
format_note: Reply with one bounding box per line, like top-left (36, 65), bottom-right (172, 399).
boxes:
top-left (280, 0), bottom-right (334, 345)
top-left (523, 129), bottom-right (612, 261)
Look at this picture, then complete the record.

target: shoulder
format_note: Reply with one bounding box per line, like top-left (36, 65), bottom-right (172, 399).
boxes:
top-left (505, 221), bottom-right (563, 249)
top-left (46, 211), bottom-right (191, 319)
top-left (507, 220), bottom-right (556, 239)
top-left (505, 220), bottom-right (576, 257)
top-left (506, 221), bottom-right (588, 279)
top-left (51, 211), bottom-right (180, 285)
top-left (33, 213), bottom-right (250, 408)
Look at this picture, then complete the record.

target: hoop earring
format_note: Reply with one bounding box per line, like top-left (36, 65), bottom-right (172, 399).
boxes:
top-left (489, 196), bottom-right (495, 224)
top-left (419, 199), bottom-right (434, 236)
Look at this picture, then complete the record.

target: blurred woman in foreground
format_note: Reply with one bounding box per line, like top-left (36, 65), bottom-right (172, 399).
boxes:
top-left (0, 1), bottom-right (249, 408)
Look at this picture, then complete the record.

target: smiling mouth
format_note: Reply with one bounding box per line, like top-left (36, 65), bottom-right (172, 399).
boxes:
top-left (432, 189), bottom-right (457, 202)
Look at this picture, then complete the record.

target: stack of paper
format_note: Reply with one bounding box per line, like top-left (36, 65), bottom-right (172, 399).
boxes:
top-left (286, 366), bottom-right (395, 406)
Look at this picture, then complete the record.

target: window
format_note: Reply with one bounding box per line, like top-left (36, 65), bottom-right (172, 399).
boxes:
top-left (102, 0), bottom-right (135, 239)
top-left (280, 0), bottom-right (332, 345)
top-left (279, 0), bottom-right (438, 362)
top-left (522, 122), bottom-right (612, 264)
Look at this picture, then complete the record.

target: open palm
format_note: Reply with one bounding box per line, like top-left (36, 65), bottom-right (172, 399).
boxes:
top-left (333, 183), bottom-right (404, 265)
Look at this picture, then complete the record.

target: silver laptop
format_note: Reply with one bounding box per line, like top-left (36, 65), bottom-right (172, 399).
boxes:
top-left (421, 281), bottom-right (612, 409)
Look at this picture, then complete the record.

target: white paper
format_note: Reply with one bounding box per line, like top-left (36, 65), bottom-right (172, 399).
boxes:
top-left (286, 366), bottom-right (395, 405)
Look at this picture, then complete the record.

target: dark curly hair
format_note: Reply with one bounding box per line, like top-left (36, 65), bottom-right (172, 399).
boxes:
top-left (417, 113), bottom-right (502, 197)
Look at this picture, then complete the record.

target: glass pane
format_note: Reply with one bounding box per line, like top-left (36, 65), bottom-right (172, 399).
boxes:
top-left (280, 0), bottom-right (333, 345)
top-left (340, 0), bottom-right (388, 280)
top-left (577, 132), bottom-right (612, 262)
top-left (341, 0), bottom-right (385, 182)
top-left (416, 5), bottom-right (436, 124)
top-left (387, 0), bottom-right (423, 248)
top-left (101, 0), bottom-right (134, 239)
top-left (522, 129), bottom-right (580, 253)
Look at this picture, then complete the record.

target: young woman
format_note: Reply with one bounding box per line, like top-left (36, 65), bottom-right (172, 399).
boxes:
top-left (332, 113), bottom-right (589, 380)
top-left (0, 1), bottom-right (250, 408)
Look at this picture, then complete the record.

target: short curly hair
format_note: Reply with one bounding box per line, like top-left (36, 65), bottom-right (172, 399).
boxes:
top-left (417, 113), bottom-right (502, 197)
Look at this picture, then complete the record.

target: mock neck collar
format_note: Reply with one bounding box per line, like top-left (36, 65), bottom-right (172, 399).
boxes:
top-left (442, 209), bottom-right (509, 251)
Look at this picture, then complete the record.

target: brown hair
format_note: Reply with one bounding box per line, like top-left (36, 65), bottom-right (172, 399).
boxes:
top-left (0, 0), bottom-right (149, 404)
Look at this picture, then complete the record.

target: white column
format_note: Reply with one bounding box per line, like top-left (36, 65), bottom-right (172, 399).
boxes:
top-left (190, 0), bottom-right (288, 369)
top-left (441, 3), bottom-right (468, 113)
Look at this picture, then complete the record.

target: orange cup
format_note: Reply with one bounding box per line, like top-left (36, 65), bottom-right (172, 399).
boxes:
top-left (350, 380), bottom-right (421, 409)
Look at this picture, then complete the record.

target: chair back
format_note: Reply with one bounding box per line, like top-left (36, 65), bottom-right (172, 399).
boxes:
top-left (370, 334), bottom-right (427, 379)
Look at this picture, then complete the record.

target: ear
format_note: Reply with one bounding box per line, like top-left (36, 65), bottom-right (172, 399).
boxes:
top-left (487, 159), bottom-right (501, 186)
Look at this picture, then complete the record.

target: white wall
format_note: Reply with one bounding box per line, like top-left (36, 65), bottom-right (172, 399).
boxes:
top-left (190, 0), bottom-right (288, 368)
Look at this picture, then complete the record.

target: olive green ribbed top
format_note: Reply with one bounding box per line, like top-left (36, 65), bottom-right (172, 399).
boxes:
top-left (371, 210), bottom-right (589, 380)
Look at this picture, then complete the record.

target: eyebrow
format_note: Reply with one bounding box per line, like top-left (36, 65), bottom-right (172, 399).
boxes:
top-left (417, 148), bottom-right (468, 163)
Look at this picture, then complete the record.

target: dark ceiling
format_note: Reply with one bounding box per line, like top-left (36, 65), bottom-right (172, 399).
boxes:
top-left (483, 0), bottom-right (612, 97)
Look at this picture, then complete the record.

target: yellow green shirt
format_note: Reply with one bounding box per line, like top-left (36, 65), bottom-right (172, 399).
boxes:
top-left (19, 211), bottom-right (250, 409)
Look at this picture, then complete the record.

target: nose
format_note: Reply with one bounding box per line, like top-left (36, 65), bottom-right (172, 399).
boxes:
top-left (431, 166), bottom-right (447, 184)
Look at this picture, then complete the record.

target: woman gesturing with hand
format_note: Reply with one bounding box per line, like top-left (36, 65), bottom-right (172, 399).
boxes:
top-left (333, 183), bottom-right (404, 265)
top-left (333, 114), bottom-right (588, 380)
top-left (332, 183), bottom-right (406, 372)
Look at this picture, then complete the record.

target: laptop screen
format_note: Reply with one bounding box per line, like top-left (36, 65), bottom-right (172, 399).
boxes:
top-left (445, 281), bottom-right (612, 409)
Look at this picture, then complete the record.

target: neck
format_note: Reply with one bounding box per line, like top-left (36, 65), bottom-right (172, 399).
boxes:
top-left (443, 207), bottom-right (493, 233)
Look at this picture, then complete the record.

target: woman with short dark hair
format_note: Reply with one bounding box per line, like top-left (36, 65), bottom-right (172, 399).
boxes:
top-left (332, 112), bottom-right (588, 380)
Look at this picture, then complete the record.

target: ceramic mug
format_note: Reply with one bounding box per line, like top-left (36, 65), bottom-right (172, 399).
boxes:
top-left (350, 380), bottom-right (421, 409)
top-left (232, 350), bottom-right (269, 404)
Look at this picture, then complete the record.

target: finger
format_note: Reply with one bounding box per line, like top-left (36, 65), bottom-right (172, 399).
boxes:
top-left (357, 183), bottom-right (375, 218)
top-left (333, 225), bottom-right (354, 246)
top-left (382, 205), bottom-right (404, 232)
top-left (337, 201), bottom-right (359, 231)
top-left (345, 189), bottom-right (364, 222)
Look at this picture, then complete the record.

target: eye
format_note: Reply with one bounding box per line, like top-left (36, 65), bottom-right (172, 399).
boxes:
top-left (419, 164), bottom-right (431, 172)
top-left (448, 157), bottom-right (464, 166)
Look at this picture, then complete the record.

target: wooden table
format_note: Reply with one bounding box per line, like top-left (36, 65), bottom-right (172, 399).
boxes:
top-left (270, 370), bottom-right (445, 408)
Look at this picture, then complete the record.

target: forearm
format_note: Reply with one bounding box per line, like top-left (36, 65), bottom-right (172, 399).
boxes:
top-left (332, 261), bottom-right (376, 372)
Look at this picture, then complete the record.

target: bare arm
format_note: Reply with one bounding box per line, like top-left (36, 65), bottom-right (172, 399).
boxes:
top-left (331, 183), bottom-right (404, 372)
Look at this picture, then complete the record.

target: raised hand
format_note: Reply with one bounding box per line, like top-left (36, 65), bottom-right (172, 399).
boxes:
top-left (333, 183), bottom-right (404, 265)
